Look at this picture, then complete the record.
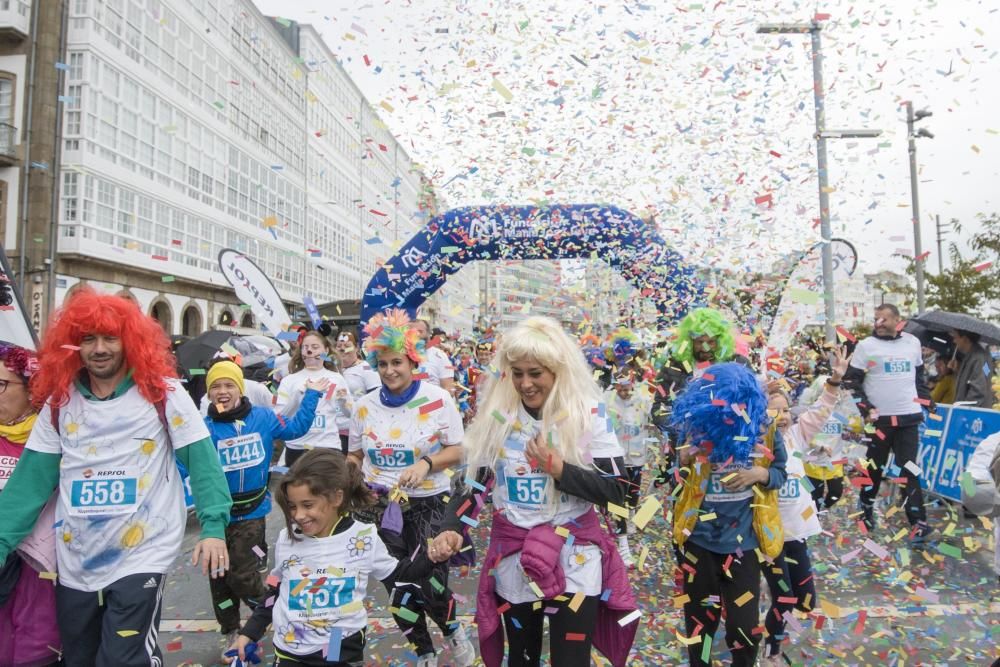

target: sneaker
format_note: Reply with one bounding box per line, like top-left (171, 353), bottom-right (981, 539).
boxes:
top-left (626, 517), bottom-right (637, 536)
top-left (909, 522), bottom-right (935, 543)
top-left (221, 630), bottom-right (240, 660)
top-left (416, 652), bottom-right (439, 667)
top-left (617, 536), bottom-right (635, 568)
top-left (445, 623), bottom-right (476, 667)
top-left (860, 502), bottom-right (876, 532)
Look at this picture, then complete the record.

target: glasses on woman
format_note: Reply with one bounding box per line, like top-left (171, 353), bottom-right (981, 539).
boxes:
top-left (0, 378), bottom-right (25, 394)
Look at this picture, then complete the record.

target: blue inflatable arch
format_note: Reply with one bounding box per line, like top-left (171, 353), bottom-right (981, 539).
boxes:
top-left (360, 204), bottom-right (703, 328)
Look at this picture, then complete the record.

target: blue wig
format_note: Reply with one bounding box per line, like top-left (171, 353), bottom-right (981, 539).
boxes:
top-left (669, 362), bottom-right (769, 464)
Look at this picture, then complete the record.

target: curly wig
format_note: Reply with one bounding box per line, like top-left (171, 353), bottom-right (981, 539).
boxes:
top-left (362, 309), bottom-right (425, 367)
top-left (672, 308), bottom-right (736, 368)
top-left (31, 287), bottom-right (176, 408)
top-left (0, 343), bottom-right (38, 381)
top-left (669, 362), bottom-right (769, 464)
top-left (605, 327), bottom-right (639, 366)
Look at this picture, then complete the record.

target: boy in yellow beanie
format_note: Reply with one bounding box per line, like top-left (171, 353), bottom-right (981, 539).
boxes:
top-left (203, 358), bottom-right (330, 649)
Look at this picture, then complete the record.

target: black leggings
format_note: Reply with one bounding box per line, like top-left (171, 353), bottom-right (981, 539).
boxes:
top-left (681, 541), bottom-right (762, 667)
top-left (500, 594), bottom-right (600, 667)
top-left (807, 475), bottom-right (844, 509)
top-left (617, 465), bottom-right (643, 534)
top-left (859, 422), bottom-right (926, 524)
top-left (761, 539), bottom-right (818, 656)
top-left (356, 494), bottom-right (457, 656)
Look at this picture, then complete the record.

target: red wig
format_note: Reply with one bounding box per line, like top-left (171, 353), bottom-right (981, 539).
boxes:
top-left (32, 287), bottom-right (177, 408)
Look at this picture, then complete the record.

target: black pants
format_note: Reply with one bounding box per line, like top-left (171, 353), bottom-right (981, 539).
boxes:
top-left (761, 539), bottom-right (817, 656)
top-left (807, 475), bottom-right (844, 509)
top-left (210, 517), bottom-right (268, 633)
top-left (500, 594), bottom-right (600, 666)
top-left (617, 465), bottom-right (643, 534)
top-left (56, 572), bottom-right (165, 667)
top-left (681, 541), bottom-right (761, 667)
top-left (272, 629), bottom-right (365, 666)
top-left (284, 447), bottom-right (306, 468)
top-left (356, 494), bottom-right (457, 656)
top-left (859, 423), bottom-right (926, 524)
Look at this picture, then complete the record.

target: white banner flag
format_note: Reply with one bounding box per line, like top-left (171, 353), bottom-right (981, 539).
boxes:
top-left (218, 249), bottom-right (292, 335)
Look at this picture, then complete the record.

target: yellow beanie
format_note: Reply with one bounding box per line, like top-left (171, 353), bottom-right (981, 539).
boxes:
top-left (206, 360), bottom-right (245, 396)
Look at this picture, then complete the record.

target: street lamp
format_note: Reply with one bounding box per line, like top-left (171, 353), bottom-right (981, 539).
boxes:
top-left (905, 102), bottom-right (932, 314)
top-left (757, 20), bottom-right (882, 343)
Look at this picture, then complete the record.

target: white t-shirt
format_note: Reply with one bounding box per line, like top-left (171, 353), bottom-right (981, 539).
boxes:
top-left (199, 378), bottom-right (274, 416)
top-left (778, 426), bottom-right (823, 541)
top-left (419, 347), bottom-right (454, 387)
top-left (493, 401), bottom-right (624, 604)
top-left (348, 382), bottom-right (463, 497)
top-left (26, 378), bottom-right (209, 591)
top-left (276, 368), bottom-right (352, 446)
top-left (850, 333), bottom-right (924, 416)
top-left (341, 361), bottom-right (381, 398)
top-left (269, 521), bottom-right (398, 656)
top-left (604, 388), bottom-right (654, 466)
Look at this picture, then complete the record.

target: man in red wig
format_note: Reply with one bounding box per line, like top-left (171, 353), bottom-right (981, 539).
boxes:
top-left (0, 287), bottom-right (232, 666)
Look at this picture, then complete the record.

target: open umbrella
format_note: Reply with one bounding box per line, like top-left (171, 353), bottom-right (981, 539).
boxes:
top-left (902, 320), bottom-right (954, 356)
top-left (173, 330), bottom-right (234, 374)
top-left (909, 310), bottom-right (1000, 346)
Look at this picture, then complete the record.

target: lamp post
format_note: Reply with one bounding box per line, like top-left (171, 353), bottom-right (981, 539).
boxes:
top-left (905, 102), bottom-right (933, 313)
top-left (757, 21), bottom-right (881, 343)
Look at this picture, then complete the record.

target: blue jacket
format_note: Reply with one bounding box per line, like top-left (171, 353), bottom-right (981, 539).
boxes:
top-left (688, 429), bottom-right (788, 554)
top-left (204, 389), bottom-right (321, 522)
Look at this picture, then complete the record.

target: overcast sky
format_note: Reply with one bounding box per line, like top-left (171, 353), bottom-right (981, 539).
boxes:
top-left (256, 0), bottom-right (1000, 278)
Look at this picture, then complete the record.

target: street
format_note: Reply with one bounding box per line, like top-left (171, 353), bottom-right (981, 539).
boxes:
top-left (158, 474), bottom-right (1000, 666)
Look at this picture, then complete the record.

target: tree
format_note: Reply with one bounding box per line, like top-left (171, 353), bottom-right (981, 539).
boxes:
top-left (900, 242), bottom-right (998, 316)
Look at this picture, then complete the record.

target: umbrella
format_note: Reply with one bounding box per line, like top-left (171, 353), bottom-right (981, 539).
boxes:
top-left (909, 310), bottom-right (1000, 346)
top-left (902, 320), bottom-right (954, 356)
top-left (173, 330), bottom-right (234, 374)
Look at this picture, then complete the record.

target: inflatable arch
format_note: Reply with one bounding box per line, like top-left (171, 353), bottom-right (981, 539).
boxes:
top-left (360, 204), bottom-right (703, 328)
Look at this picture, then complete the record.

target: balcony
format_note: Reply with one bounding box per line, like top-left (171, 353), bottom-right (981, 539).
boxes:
top-left (0, 122), bottom-right (18, 166)
top-left (0, 0), bottom-right (30, 42)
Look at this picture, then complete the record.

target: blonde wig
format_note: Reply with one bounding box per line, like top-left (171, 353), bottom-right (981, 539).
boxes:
top-left (465, 316), bottom-right (605, 482)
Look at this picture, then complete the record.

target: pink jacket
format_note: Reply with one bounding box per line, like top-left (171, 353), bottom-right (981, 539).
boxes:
top-left (475, 509), bottom-right (638, 667)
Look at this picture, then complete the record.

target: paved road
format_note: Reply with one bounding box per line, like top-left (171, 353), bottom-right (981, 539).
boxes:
top-left (159, 475), bottom-right (1000, 666)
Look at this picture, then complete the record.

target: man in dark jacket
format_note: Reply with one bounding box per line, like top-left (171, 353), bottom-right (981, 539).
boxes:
top-left (950, 329), bottom-right (995, 408)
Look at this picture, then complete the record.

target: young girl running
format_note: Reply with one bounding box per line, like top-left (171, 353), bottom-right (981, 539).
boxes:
top-left (276, 331), bottom-right (352, 463)
top-left (603, 367), bottom-right (656, 567)
top-left (203, 360), bottom-right (328, 648)
top-left (432, 316), bottom-right (638, 667)
top-left (670, 362), bottom-right (788, 667)
top-left (762, 346), bottom-right (848, 662)
top-left (224, 449), bottom-right (446, 666)
top-left (347, 309), bottom-right (474, 667)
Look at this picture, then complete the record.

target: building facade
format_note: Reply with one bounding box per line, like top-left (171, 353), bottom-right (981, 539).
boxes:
top-left (7, 0), bottom-right (434, 337)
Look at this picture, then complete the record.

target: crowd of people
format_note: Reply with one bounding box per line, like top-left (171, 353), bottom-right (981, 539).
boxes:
top-left (0, 287), bottom-right (999, 666)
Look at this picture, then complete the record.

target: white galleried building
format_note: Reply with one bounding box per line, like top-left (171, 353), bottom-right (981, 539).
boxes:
top-left (47, 0), bottom-right (438, 336)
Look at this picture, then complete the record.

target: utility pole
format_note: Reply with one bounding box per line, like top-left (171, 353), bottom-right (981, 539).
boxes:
top-left (757, 20), bottom-right (881, 343)
top-left (905, 101), bottom-right (933, 313)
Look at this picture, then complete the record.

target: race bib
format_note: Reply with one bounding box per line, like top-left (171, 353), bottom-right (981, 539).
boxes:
top-left (218, 433), bottom-right (266, 472)
top-left (69, 467), bottom-right (139, 516)
top-left (288, 577), bottom-right (356, 618)
top-left (505, 474), bottom-right (548, 506)
top-left (704, 469), bottom-right (754, 503)
top-left (310, 415), bottom-right (327, 432)
top-left (819, 421), bottom-right (843, 436)
top-left (0, 455), bottom-right (17, 490)
top-left (778, 477), bottom-right (801, 501)
top-left (882, 358), bottom-right (912, 374)
top-left (367, 447), bottom-right (414, 469)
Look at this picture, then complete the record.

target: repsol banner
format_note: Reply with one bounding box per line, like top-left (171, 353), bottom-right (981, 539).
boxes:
top-left (360, 204), bottom-right (702, 327)
top-left (218, 249), bottom-right (292, 335)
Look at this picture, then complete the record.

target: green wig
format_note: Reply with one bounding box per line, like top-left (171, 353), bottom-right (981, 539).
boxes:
top-left (672, 308), bottom-right (735, 367)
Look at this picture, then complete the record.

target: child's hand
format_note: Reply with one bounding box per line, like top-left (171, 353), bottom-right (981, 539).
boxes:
top-left (222, 635), bottom-right (253, 664)
top-left (305, 378), bottom-right (330, 393)
top-left (430, 530), bottom-right (463, 561)
top-left (721, 466), bottom-right (769, 492)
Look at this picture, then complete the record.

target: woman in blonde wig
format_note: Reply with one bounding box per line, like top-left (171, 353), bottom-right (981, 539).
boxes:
top-left (431, 317), bottom-right (638, 667)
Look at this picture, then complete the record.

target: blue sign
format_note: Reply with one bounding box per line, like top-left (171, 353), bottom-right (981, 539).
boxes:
top-left (359, 205), bottom-right (703, 327)
top-left (914, 405), bottom-right (1000, 501)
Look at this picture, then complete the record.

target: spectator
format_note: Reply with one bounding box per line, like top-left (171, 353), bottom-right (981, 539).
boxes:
top-left (950, 329), bottom-right (995, 408)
